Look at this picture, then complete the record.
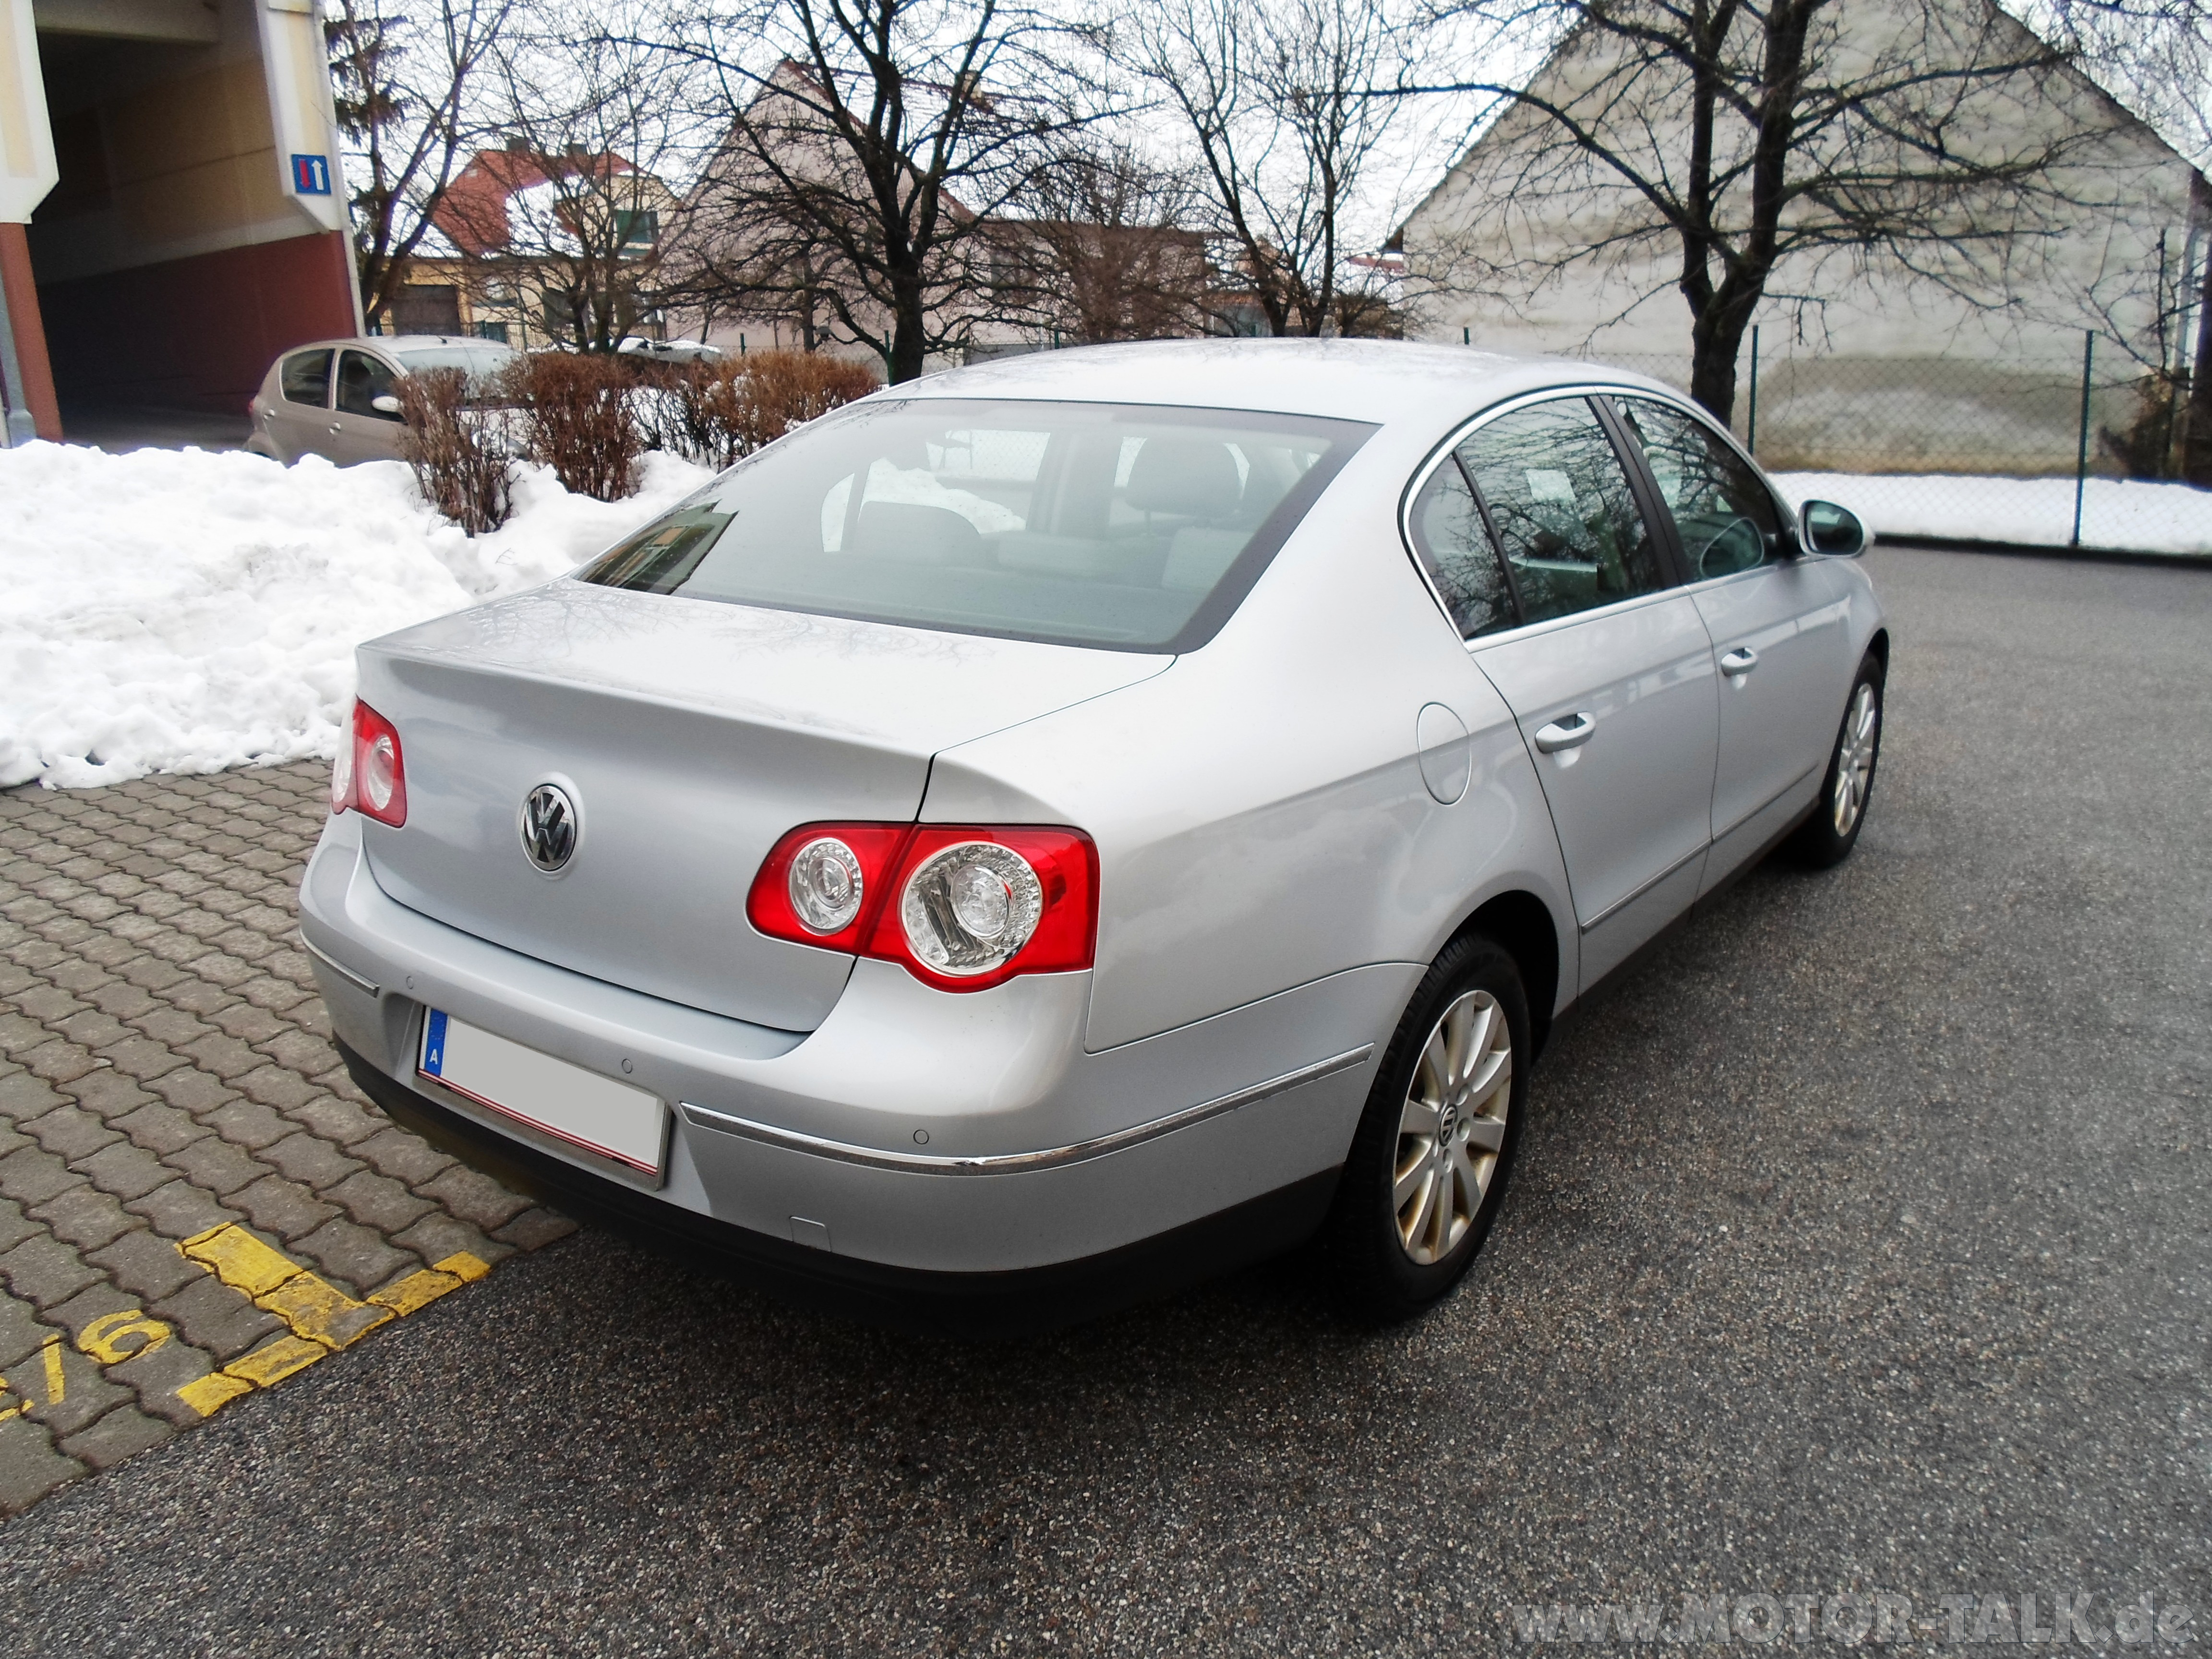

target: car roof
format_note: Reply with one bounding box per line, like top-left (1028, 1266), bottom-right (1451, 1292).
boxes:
top-left (279, 336), bottom-right (515, 356)
top-left (889, 338), bottom-right (1683, 429)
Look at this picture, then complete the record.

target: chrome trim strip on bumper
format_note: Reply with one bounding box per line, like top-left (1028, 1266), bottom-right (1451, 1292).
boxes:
top-left (678, 1045), bottom-right (1376, 1176)
top-left (299, 932), bottom-right (381, 998)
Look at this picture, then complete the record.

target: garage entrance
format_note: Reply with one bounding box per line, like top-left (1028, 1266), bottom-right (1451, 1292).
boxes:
top-left (0, 0), bottom-right (359, 441)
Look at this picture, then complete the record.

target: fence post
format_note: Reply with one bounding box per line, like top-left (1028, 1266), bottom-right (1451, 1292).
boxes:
top-left (2071, 329), bottom-right (2093, 548)
top-left (1746, 325), bottom-right (1759, 456)
top-left (1463, 326), bottom-right (1470, 346)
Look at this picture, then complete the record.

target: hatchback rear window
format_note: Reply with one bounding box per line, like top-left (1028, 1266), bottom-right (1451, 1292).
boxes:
top-left (580, 398), bottom-right (1373, 650)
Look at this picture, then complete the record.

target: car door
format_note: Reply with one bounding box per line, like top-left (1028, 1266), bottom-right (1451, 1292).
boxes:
top-left (328, 348), bottom-right (409, 465)
top-left (1607, 395), bottom-right (1854, 890)
top-left (1450, 395), bottom-right (1720, 990)
top-left (264, 348), bottom-right (335, 462)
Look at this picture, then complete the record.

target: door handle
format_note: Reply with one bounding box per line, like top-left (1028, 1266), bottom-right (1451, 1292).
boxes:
top-left (1534, 712), bottom-right (1596, 753)
top-left (1720, 647), bottom-right (1759, 677)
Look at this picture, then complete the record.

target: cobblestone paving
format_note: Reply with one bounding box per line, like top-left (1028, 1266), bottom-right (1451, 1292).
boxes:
top-left (0, 761), bottom-right (571, 1514)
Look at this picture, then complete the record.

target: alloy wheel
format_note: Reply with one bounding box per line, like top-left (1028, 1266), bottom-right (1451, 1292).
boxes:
top-left (1831, 682), bottom-right (1879, 836)
top-left (1394, 988), bottom-right (1512, 1265)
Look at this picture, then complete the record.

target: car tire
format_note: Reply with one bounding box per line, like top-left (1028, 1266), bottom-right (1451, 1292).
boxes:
top-left (1325, 932), bottom-right (1530, 1322)
top-left (1789, 651), bottom-right (1885, 868)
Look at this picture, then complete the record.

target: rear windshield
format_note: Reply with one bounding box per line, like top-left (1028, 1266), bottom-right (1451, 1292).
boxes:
top-left (578, 398), bottom-right (1373, 650)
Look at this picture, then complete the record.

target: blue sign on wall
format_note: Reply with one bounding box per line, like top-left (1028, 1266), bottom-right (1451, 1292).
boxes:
top-left (291, 154), bottom-right (332, 195)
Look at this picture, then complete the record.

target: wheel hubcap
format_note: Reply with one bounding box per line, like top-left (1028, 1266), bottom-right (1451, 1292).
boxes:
top-left (1831, 682), bottom-right (1879, 836)
top-left (1393, 988), bottom-right (1512, 1266)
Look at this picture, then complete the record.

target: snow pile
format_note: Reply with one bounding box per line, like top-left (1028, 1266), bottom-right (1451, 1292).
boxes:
top-left (1771, 471), bottom-right (2212, 556)
top-left (0, 444), bottom-right (713, 789)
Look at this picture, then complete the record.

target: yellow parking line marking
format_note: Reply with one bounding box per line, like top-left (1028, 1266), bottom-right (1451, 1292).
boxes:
top-left (223, 1334), bottom-right (329, 1388)
top-left (168, 1225), bottom-right (493, 1419)
top-left (175, 1371), bottom-right (254, 1417)
top-left (40, 1334), bottom-right (64, 1404)
top-left (368, 1251), bottom-right (488, 1316)
top-left (180, 1225), bottom-right (301, 1298)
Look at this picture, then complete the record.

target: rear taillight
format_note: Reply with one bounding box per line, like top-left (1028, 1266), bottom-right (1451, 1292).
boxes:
top-left (748, 823), bottom-right (1097, 993)
top-left (331, 699), bottom-right (408, 827)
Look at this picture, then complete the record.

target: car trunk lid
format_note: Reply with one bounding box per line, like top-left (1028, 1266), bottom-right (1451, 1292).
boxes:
top-left (354, 581), bottom-right (1168, 1031)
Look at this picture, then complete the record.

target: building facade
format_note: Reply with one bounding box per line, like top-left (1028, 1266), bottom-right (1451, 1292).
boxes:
top-left (0, 0), bottom-right (359, 438)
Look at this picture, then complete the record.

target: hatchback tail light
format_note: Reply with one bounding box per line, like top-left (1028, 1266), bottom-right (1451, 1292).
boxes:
top-left (331, 699), bottom-right (408, 827)
top-left (748, 823), bottom-right (1097, 992)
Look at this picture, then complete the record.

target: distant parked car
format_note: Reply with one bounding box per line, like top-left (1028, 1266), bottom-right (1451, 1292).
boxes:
top-left (247, 336), bottom-right (519, 466)
top-left (616, 336), bottom-right (725, 365)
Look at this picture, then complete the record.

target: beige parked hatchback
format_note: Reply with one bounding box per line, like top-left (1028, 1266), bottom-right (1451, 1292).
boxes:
top-left (246, 335), bottom-right (517, 465)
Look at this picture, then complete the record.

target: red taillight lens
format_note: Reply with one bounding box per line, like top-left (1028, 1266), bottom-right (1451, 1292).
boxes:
top-left (747, 822), bottom-right (1097, 993)
top-left (746, 823), bottom-right (913, 953)
top-left (345, 699), bottom-right (407, 827)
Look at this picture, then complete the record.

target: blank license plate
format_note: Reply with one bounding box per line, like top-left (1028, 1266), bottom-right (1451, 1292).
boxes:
top-left (419, 1010), bottom-right (665, 1177)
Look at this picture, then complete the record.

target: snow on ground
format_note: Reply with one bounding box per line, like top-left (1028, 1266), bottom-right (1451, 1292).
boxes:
top-left (0, 443), bottom-right (712, 790)
top-left (1770, 470), bottom-right (2212, 556)
top-left (4, 441), bottom-right (2204, 794)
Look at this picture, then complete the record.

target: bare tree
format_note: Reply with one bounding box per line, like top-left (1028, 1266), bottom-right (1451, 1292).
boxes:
top-left (2047, 0), bottom-right (2212, 474)
top-left (1002, 142), bottom-right (1209, 342)
top-left (658, 1), bottom-right (1103, 381)
top-left (327, 0), bottom-right (513, 330)
top-left (1124, 0), bottom-right (1408, 338)
top-left (463, 22), bottom-right (693, 351)
top-left (1404, 0), bottom-right (2144, 421)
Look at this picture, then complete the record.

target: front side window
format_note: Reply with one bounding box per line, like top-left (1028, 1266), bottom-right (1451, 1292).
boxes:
top-left (582, 398), bottom-right (1373, 651)
top-left (280, 349), bottom-right (332, 406)
top-left (336, 350), bottom-right (402, 421)
top-left (1452, 398), bottom-right (1667, 626)
top-left (1406, 453), bottom-right (1515, 638)
top-left (1611, 396), bottom-right (1782, 579)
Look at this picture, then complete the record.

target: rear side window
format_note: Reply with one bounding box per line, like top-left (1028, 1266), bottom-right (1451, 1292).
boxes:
top-left (1453, 398), bottom-right (1666, 626)
top-left (280, 350), bottom-right (332, 406)
top-left (582, 398), bottom-right (1373, 651)
top-left (1406, 455), bottom-right (1515, 638)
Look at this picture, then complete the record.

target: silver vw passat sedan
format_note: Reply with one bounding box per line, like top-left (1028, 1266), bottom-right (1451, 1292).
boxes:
top-left (301, 340), bottom-right (1886, 1328)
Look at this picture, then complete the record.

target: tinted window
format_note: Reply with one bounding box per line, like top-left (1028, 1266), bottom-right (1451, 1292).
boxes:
top-left (1612, 397), bottom-right (1782, 579)
top-left (1453, 398), bottom-right (1666, 625)
top-left (280, 349), bottom-right (332, 406)
top-left (582, 399), bottom-right (1372, 651)
top-left (337, 350), bottom-right (402, 421)
top-left (1407, 454), bottom-right (1515, 638)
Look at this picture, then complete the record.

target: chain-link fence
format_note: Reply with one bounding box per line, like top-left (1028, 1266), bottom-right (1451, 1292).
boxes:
top-left (1574, 336), bottom-right (2212, 557)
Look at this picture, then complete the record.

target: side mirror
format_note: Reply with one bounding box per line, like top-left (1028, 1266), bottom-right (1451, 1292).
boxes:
top-left (371, 393), bottom-right (404, 417)
top-left (1799, 499), bottom-right (1866, 557)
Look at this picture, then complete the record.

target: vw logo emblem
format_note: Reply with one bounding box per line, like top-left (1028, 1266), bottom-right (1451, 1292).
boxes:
top-left (520, 783), bottom-right (578, 873)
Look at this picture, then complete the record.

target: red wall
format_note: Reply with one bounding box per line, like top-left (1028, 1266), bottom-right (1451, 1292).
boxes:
top-left (35, 229), bottom-right (358, 414)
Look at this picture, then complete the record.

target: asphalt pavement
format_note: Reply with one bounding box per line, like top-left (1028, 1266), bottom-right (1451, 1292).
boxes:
top-left (3, 545), bottom-right (2208, 1656)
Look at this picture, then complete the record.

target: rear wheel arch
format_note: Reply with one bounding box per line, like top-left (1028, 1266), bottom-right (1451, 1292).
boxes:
top-left (1453, 891), bottom-right (1560, 1060)
top-left (1866, 628), bottom-right (1890, 676)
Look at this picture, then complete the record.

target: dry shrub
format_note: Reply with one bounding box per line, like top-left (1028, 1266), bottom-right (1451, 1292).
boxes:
top-left (398, 367), bottom-right (517, 535)
top-left (671, 350), bottom-right (880, 469)
top-left (505, 351), bottom-right (645, 501)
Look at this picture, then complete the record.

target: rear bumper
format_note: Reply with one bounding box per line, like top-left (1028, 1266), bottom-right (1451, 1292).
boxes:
top-left (300, 811), bottom-right (1408, 1289)
top-left (341, 1040), bottom-right (1340, 1335)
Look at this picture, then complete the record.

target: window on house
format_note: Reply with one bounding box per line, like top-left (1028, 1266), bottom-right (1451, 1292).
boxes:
top-left (615, 209), bottom-right (659, 252)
